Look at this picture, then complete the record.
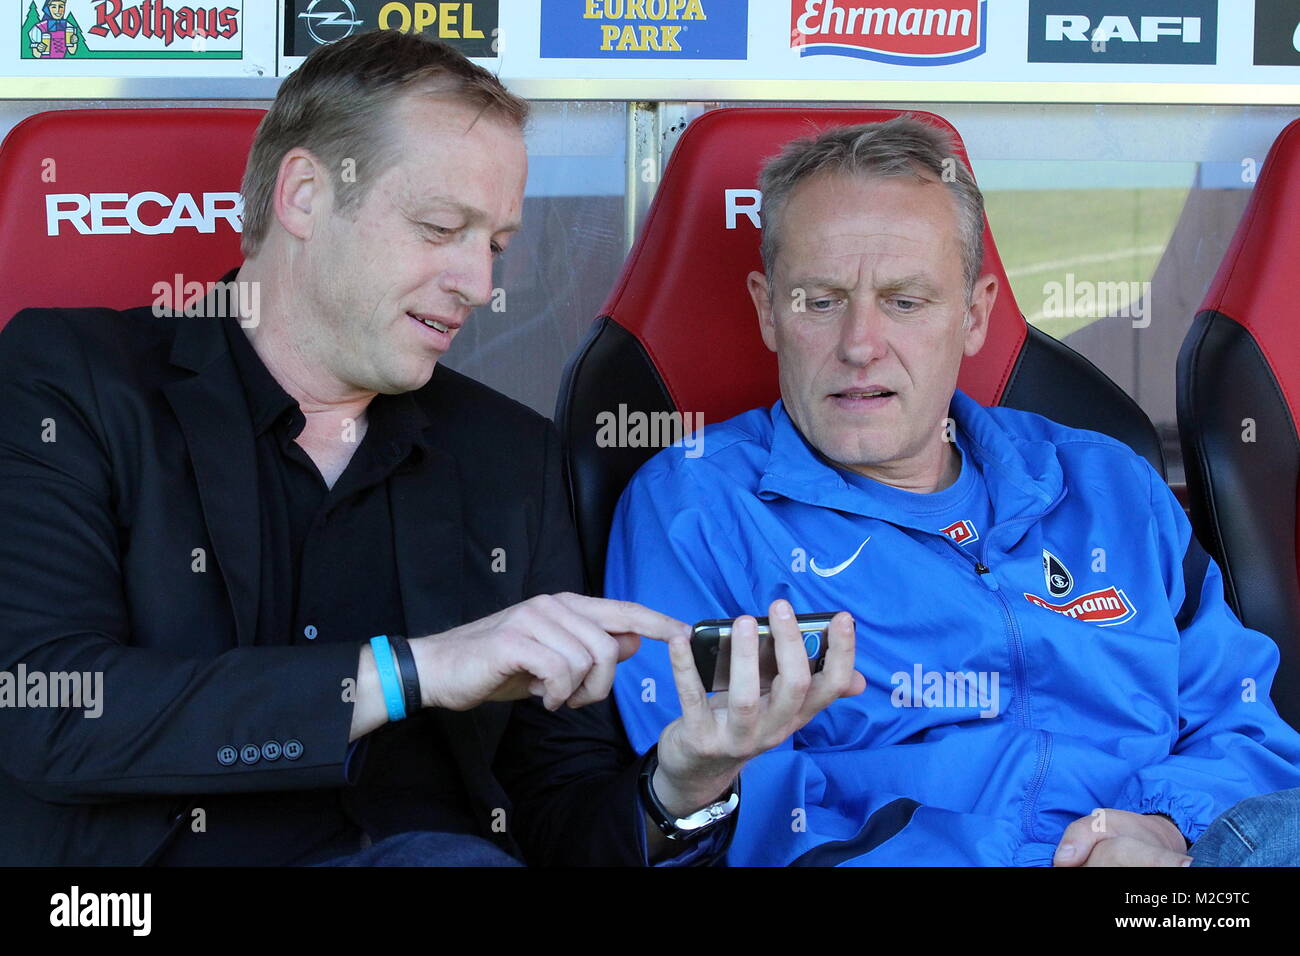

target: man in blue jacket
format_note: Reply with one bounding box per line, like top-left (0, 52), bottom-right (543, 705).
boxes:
top-left (606, 117), bottom-right (1300, 866)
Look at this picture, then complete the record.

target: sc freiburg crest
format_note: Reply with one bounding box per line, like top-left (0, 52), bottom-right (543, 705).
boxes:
top-left (1042, 549), bottom-right (1073, 597)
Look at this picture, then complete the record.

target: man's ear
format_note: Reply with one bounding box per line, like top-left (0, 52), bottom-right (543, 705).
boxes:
top-left (962, 273), bottom-right (998, 357)
top-left (273, 148), bottom-right (327, 243)
top-left (748, 270), bottom-right (777, 353)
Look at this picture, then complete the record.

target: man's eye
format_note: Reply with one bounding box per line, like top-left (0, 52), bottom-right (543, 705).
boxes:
top-left (491, 242), bottom-right (505, 259)
top-left (891, 297), bottom-right (921, 312)
top-left (422, 223), bottom-right (455, 239)
top-left (809, 298), bottom-right (837, 312)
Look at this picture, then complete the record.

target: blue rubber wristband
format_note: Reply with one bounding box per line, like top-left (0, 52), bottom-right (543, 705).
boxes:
top-left (370, 634), bottom-right (407, 722)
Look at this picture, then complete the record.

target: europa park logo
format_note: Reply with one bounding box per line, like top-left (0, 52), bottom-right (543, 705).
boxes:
top-left (790, 0), bottom-right (988, 65)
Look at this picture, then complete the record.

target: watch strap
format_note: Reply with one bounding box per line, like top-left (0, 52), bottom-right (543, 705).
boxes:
top-left (639, 744), bottom-right (740, 841)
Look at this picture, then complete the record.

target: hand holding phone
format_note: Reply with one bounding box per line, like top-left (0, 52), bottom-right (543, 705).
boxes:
top-left (690, 613), bottom-right (835, 693)
top-left (647, 600), bottom-right (866, 822)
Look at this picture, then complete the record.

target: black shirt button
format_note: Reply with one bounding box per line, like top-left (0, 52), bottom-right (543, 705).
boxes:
top-left (261, 740), bottom-right (282, 761)
top-left (240, 744), bottom-right (261, 765)
top-left (217, 745), bottom-right (237, 766)
top-left (283, 739), bottom-right (304, 760)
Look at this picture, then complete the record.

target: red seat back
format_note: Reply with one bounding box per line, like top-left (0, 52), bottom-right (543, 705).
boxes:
top-left (1178, 116), bottom-right (1300, 727)
top-left (0, 108), bottom-right (264, 328)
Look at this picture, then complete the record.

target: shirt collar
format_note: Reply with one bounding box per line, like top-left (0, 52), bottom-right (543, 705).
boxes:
top-left (216, 269), bottom-right (433, 452)
top-left (221, 310), bottom-right (297, 437)
top-left (756, 389), bottom-right (1062, 527)
top-left (363, 388), bottom-right (435, 459)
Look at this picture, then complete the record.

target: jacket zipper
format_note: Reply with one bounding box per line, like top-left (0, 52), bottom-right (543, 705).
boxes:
top-left (953, 496), bottom-right (1067, 843)
top-left (970, 558), bottom-right (1031, 728)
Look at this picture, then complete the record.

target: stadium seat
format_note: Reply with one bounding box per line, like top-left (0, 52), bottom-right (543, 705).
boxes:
top-left (0, 107), bottom-right (264, 330)
top-left (1177, 117), bottom-right (1300, 728)
top-left (556, 107), bottom-right (1166, 594)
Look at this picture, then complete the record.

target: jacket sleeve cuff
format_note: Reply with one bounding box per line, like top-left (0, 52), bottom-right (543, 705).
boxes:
top-left (649, 815), bottom-right (735, 867)
top-left (1114, 783), bottom-right (1213, 846)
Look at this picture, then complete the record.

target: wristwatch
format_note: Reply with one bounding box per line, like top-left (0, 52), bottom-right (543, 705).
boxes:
top-left (639, 744), bottom-right (740, 841)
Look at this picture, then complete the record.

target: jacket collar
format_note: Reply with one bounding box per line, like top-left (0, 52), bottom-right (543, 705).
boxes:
top-left (756, 389), bottom-right (1063, 532)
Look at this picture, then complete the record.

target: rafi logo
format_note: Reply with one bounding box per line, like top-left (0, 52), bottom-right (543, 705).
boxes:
top-left (790, 1), bottom-right (988, 65)
top-left (1027, 0), bottom-right (1218, 65)
top-left (1042, 548), bottom-right (1073, 597)
top-left (540, 0), bottom-right (747, 59)
top-left (22, 1), bottom-right (244, 59)
top-left (940, 519), bottom-right (978, 546)
top-left (45, 192), bottom-right (243, 236)
top-left (1023, 585), bottom-right (1137, 626)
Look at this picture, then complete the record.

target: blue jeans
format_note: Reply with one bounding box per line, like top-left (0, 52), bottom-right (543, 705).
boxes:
top-left (1188, 787), bottom-right (1300, 866)
top-left (312, 831), bottom-right (523, 867)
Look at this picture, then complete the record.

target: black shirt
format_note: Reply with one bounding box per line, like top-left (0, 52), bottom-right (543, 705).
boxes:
top-left (157, 312), bottom-right (477, 864)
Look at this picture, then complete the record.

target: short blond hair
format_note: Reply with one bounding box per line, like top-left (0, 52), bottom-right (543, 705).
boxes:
top-left (239, 30), bottom-right (528, 257)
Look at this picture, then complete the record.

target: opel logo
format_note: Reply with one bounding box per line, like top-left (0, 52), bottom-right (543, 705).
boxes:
top-left (299, 0), bottom-right (364, 46)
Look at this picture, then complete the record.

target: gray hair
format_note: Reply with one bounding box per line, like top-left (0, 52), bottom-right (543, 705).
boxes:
top-left (757, 116), bottom-right (986, 298)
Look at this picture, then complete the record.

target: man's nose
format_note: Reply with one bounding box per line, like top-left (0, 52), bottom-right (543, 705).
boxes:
top-left (440, 241), bottom-right (496, 309)
top-left (836, 298), bottom-right (889, 366)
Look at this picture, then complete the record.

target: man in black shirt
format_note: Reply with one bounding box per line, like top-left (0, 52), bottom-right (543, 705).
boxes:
top-left (0, 30), bottom-right (864, 866)
top-left (154, 283), bottom-right (481, 864)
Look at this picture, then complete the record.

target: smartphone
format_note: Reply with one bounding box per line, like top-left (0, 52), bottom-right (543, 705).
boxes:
top-left (690, 613), bottom-right (837, 693)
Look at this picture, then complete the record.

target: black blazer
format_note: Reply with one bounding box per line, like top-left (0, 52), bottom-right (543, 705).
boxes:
top-left (0, 301), bottom-right (653, 866)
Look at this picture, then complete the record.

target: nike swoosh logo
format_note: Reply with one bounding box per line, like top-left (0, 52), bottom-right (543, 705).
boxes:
top-left (809, 537), bottom-right (871, 577)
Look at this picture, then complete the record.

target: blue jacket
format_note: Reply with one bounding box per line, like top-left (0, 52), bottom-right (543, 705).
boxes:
top-left (607, 390), bottom-right (1300, 865)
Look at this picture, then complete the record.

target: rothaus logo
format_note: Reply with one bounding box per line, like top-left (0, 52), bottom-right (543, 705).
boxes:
top-left (88, 1), bottom-right (241, 45)
top-left (1028, 0), bottom-right (1217, 65)
top-left (45, 191), bottom-right (243, 236)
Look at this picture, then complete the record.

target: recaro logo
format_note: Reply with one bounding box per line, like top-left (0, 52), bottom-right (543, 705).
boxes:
top-left (1027, 0), bottom-right (1218, 64)
top-left (45, 192), bottom-right (243, 236)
